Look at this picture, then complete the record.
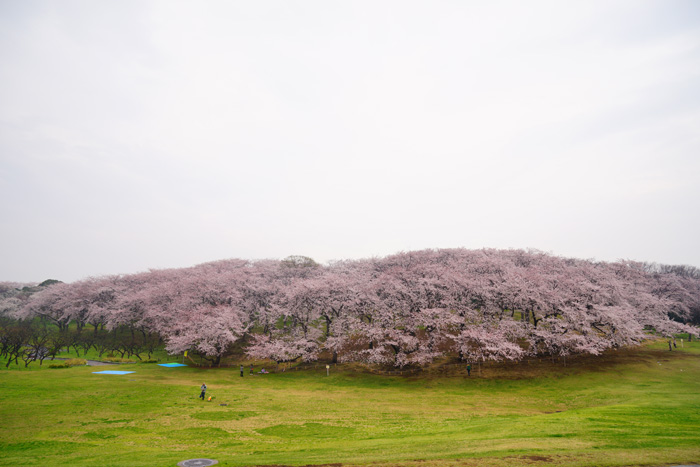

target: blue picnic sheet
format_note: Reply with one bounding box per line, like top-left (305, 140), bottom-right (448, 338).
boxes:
top-left (92, 370), bottom-right (135, 375)
top-left (158, 363), bottom-right (188, 367)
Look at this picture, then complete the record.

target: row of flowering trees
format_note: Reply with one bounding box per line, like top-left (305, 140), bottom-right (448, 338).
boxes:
top-left (3, 249), bottom-right (699, 367)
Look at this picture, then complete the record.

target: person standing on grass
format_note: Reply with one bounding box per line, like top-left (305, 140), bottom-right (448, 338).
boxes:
top-left (467, 363), bottom-right (471, 376)
top-left (240, 364), bottom-right (244, 377)
top-left (199, 383), bottom-right (207, 400)
top-left (250, 365), bottom-right (254, 375)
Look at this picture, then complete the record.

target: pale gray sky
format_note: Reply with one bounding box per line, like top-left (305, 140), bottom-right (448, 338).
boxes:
top-left (1, 0), bottom-right (699, 283)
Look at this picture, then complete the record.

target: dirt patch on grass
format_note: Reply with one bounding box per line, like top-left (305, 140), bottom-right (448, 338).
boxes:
top-left (504, 455), bottom-right (554, 462)
top-left (255, 464), bottom-right (342, 467)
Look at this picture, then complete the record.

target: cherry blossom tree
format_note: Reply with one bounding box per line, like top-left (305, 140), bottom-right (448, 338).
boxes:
top-left (144, 263), bottom-right (252, 365)
top-left (9, 248), bottom-right (699, 368)
top-left (245, 327), bottom-right (322, 365)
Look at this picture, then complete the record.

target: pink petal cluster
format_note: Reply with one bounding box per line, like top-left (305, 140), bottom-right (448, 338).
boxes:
top-left (6, 249), bottom-right (699, 367)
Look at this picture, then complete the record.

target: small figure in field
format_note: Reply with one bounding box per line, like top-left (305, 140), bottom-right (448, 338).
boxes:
top-left (250, 365), bottom-right (254, 375)
top-left (199, 383), bottom-right (207, 400)
top-left (240, 365), bottom-right (244, 377)
top-left (668, 340), bottom-right (673, 351)
top-left (466, 363), bottom-right (471, 376)
top-left (673, 338), bottom-right (677, 349)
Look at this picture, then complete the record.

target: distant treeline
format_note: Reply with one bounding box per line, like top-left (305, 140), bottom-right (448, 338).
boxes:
top-left (2, 249), bottom-right (699, 367)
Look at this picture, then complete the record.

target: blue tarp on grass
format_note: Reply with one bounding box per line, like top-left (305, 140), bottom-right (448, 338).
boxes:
top-left (92, 370), bottom-right (135, 375)
top-left (158, 363), bottom-right (188, 367)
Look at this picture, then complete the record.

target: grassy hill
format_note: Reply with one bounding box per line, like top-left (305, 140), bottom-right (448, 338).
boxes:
top-left (1, 339), bottom-right (699, 467)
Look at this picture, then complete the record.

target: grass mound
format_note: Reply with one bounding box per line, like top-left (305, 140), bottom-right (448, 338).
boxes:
top-left (0, 340), bottom-right (699, 467)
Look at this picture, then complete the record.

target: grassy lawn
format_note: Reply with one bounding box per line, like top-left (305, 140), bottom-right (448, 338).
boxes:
top-left (1, 340), bottom-right (699, 467)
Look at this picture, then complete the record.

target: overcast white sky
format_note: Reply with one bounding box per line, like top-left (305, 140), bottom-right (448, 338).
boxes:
top-left (1, 0), bottom-right (699, 283)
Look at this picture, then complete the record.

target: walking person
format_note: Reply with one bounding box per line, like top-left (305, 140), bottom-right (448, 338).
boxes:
top-left (250, 365), bottom-right (254, 375)
top-left (466, 363), bottom-right (471, 376)
top-left (199, 383), bottom-right (207, 400)
top-left (240, 365), bottom-right (244, 377)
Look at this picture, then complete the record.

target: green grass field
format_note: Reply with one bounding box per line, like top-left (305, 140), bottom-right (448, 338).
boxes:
top-left (1, 340), bottom-right (699, 467)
